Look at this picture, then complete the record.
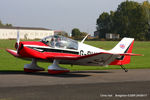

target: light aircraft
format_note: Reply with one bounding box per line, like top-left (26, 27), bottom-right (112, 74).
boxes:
top-left (6, 31), bottom-right (141, 74)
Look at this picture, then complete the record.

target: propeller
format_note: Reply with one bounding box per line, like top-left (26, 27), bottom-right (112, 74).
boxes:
top-left (17, 30), bottom-right (20, 45)
top-left (16, 30), bottom-right (20, 53)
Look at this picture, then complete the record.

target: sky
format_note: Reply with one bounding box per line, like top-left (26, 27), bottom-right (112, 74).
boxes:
top-left (0, 0), bottom-right (147, 35)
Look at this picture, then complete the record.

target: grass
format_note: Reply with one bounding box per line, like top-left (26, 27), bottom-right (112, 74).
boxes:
top-left (0, 39), bottom-right (150, 71)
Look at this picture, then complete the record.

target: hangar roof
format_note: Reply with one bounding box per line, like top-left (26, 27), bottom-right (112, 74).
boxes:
top-left (0, 26), bottom-right (51, 30)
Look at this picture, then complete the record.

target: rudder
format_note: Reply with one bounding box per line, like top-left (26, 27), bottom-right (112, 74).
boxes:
top-left (110, 37), bottom-right (134, 65)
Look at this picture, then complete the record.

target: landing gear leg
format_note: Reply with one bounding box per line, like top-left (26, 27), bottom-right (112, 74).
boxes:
top-left (48, 59), bottom-right (70, 74)
top-left (24, 58), bottom-right (45, 72)
top-left (120, 65), bottom-right (128, 72)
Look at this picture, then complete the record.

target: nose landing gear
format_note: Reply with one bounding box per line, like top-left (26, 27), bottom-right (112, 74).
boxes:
top-left (24, 59), bottom-right (44, 72)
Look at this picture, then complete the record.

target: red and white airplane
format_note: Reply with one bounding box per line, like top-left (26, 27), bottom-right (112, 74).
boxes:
top-left (6, 32), bottom-right (141, 74)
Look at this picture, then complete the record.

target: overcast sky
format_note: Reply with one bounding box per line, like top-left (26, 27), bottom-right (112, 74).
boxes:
top-left (0, 0), bottom-right (147, 35)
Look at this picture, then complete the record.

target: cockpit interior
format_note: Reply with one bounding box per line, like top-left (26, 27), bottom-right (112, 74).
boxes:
top-left (41, 35), bottom-right (78, 50)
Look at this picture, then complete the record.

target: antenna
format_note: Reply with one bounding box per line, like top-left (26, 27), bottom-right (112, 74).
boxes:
top-left (81, 34), bottom-right (89, 43)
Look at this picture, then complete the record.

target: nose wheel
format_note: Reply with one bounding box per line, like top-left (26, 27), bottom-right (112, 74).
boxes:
top-left (48, 59), bottom-right (70, 74)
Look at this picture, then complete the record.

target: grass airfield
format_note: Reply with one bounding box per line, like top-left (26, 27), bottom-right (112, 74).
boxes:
top-left (0, 39), bottom-right (149, 71)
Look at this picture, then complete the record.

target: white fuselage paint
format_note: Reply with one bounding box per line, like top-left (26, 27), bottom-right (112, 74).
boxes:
top-left (78, 42), bottom-right (106, 56)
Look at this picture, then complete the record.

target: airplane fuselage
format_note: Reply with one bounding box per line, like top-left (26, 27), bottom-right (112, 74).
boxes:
top-left (78, 42), bottom-right (105, 56)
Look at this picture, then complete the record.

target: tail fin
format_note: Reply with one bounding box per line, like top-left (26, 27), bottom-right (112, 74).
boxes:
top-left (110, 37), bottom-right (134, 53)
top-left (110, 37), bottom-right (134, 65)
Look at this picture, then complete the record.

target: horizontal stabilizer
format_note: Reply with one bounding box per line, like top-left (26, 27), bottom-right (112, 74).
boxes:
top-left (119, 53), bottom-right (143, 56)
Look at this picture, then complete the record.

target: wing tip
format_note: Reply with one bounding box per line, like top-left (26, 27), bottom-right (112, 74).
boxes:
top-left (6, 49), bottom-right (20, 57)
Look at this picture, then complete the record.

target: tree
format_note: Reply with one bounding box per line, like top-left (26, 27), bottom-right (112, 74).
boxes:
top-left (0, 20), bottom-right (13, 27)
top-left (71, 28), bottom-right (81, 39)
top-left (5, 24), bottom-right (12, 27)
top-left (80, 32), bottom-right (88, 37)
top-left (96, 11), bottom-right (115, 39)
top-left (0, 20), bottom-right (4, 27)
top-left (142, 1), bottom-right (150, 40)
top-left (96, 0), bottom-right (150, 40)
top-left (113, 1), bottom-right (148, 40)
top-left (71, 28), bottom-right (89, 39)
top-left (57, 31), bottom-right (69, 37)
top-left (96, 12), bottom-right (110, 38)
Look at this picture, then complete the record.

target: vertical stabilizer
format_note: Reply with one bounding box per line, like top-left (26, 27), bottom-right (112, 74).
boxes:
top-left (110, 37), bottom-right (134, 53)
top-left (110, 37), bottom-right (134, 65)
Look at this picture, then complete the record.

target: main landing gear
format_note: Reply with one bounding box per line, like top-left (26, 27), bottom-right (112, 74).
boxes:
top-left (24, 59), bottom-right (45, 72)
top-left (120, 65), bottom-right (128, 72)
top-left (24, 59), bottom-right (70, 74)
top-left (48, 59), bottom-right (70, 74)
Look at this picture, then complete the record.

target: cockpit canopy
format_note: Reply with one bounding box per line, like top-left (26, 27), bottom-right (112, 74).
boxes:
top-left (40, 35), bottom-right (78, 50)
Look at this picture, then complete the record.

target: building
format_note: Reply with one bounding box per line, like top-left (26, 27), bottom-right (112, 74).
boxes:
top-left (94, 31), bottom-right (99, 38)
top-left (105, 33), bottom-right (120, 39)
top-left (0, 27), bottom-right (54, 39)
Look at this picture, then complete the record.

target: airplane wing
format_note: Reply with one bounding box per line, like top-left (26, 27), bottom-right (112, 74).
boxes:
top-left (6, 49), bottom-right (20, 57)
top-left (51, 52), bottom-right (142, 66)
top-left (50, 52), bottom-right (118, 66)
top-left (6, 49), bottom-right (141, 66)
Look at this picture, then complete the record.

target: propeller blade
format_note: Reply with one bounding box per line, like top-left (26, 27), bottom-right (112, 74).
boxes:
top-left (17, 30), bottom-right (20, 44)
top-left (16, 30), bottom-right (20, 52)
